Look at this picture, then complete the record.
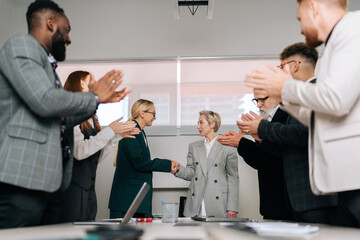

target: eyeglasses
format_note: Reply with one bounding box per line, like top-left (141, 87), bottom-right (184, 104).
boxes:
top-left (277, 60), bottom-right (301, 69)
top-left (252, 96), bottom-right (269, 105)
top-left (145, 111), bottom-right (156, 117)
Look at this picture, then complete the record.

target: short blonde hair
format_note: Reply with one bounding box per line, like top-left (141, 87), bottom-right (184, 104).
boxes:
top-left (129, 99), bottom-right (154, 121)
top-left (199, 110), bottom-right (221, 132)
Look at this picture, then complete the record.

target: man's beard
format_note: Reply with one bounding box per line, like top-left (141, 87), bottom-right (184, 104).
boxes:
top-left (51, 29), bottom-right (66, 62)
top-left (259, 99), bottom-right (277, 119)
top-left (259, 107), bottom-right (274, 120)
top-left (304, 26), bottom-right (323, 48)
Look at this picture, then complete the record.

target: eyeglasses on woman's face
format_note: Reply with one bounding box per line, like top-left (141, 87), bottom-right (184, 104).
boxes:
top-left (144, 111), bottom-right (156, 117)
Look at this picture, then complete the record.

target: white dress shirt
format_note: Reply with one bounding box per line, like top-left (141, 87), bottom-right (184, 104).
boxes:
top-left (267, 105), bottom-right (280, 121)
top-left (201, 135), bottom-right (218, 217)
top-left (73, 119), bottom-right (121, 164)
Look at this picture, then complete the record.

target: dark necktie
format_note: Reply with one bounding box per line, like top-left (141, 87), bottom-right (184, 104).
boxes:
top-left (310, 78), bottom-right (316, 153)
top-left (48, 54), bottom-right (70, 162)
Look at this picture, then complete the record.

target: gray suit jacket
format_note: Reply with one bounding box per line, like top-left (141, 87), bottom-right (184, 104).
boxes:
top-left (0, 34), bottom-right (97, 192)
top-left (175, 139), bottom-right (239, 217)
top-left (281, 11), bottom-right (360, 194)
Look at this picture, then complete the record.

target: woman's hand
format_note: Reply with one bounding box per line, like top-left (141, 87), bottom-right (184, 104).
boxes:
top-left (227, 210), bottom-right (237, 218)
top-left (109, 118), bottom-right (140, 138)
top-left (171, 160), bottom-right (180, 174)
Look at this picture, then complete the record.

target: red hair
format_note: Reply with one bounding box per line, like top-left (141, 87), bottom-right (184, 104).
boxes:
top-left (64, 71), bottom-right (101, 133)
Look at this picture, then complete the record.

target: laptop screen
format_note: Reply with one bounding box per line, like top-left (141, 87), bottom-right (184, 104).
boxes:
top-left (73, 182), bottom-right (150, 225)
top-left (122, 182), bottom-right (150, 224)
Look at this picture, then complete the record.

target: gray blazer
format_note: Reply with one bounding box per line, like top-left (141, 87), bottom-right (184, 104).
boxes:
top-left (0, 34), bottom-right (97, 192)
top-left (175, 139), bottom-right (239, 217)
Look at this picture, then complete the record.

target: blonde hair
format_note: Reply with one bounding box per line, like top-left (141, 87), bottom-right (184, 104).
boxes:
top-left (199, 110), bottom-right (221, 132)
top-left (129, 99), bottom-right (154, 121)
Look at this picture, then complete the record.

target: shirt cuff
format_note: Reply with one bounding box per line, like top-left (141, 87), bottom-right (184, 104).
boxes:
top-left (93, 93), bottom-right (100, 107)
top-left (101, 126), bottom-right (116, 139)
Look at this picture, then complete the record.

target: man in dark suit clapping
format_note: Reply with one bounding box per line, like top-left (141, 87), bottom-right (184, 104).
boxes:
top-left (238, 43), bottom-right (338, 224)
top-left (218, 92), bottom-right (293, 220)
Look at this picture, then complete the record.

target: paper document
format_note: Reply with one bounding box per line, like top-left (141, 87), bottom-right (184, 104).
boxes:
top-left (245, 222), bottom-right (319, 236)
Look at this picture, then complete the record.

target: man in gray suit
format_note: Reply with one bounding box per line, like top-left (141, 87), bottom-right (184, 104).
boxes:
top-left (239, 42), bottom-right (337, 224)
top-left (245, 0), bottom-right (360, 227)
top-left (0, 0), bottom-right (129, 228)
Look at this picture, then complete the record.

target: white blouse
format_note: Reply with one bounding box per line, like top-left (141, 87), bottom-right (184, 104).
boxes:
top-left (73, 120), bottom-right (121, 163)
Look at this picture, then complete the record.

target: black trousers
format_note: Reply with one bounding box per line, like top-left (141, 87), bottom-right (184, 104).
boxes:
top-left (58, 183), bottom-right (97, 223)
top-left (293, 206), bottom-right (337, 224)
top-left (335, 189), bottom-right (360, 228)
top-left (0, 182), bottom-right (61, 229)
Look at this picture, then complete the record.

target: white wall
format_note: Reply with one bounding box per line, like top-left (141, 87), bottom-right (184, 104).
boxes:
top-left (1, 0), bottom-right (360, 221)
top-left (2, 0), bottom-right (360, 58)
top-left (0, 0), bottom-right (301, 58)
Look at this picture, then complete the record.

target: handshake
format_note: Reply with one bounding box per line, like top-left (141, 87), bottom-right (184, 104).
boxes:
top-left (171, 160), bottom-right (180, 174)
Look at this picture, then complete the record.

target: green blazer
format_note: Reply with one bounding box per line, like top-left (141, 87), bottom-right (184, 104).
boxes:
top-left (108, 121), bottom-right (171, 217)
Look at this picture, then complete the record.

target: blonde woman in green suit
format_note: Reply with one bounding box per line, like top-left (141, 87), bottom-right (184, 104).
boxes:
top-left (109, 99), bottom-right (179, 218)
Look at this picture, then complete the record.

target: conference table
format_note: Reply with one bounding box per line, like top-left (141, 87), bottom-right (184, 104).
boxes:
top-left (0, 218), bottom-right (360, 240)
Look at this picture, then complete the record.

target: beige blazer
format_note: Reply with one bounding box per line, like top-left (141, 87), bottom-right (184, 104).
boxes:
top-left (175, 139), bottom-right (239, 217)
top-left (281, 11), bottom-right (360, 194)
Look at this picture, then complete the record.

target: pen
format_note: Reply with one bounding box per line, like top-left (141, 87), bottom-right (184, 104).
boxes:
top-left (136, 218), bottom-right (153, 222)
top-left (160, 199), bottom-right (176, 218)
top-left (101, 218), bottom-right (122, 221)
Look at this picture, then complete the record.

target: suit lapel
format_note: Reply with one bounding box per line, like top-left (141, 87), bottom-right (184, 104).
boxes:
top-left (272, 108), bottom-right (288, 124)
top-left (207, 141), bottom-right (222, 173)
top-left (134, 120), bottom-right (150, 157)
top-left (197, 142), bottom-right (207, 178)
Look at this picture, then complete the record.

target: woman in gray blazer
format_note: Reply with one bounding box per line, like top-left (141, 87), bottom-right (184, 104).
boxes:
top-left (175, 111), bottom-right (239, 218)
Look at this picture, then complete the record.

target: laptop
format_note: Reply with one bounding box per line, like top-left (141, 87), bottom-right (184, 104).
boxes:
top-left (74, 182), bottom-right (150, 225)
top-left (192, 216), bottom-right (249, 222)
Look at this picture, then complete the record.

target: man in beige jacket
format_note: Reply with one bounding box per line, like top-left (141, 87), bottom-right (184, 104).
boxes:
top-left (245, 0), bottom-right (360, 227)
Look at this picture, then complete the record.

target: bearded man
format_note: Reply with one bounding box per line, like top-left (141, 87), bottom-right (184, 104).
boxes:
top-left (218, 91), bottom-right (293, 220)
top-left (0, 0), bottom-right (130, 228)
top-left (245, 0), bottom-right (360, 227)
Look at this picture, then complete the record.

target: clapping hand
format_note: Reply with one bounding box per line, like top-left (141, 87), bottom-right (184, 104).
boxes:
top-left (244, 64), bottom-right (292, 102)
top-left (108, 118), bottom-right (140, 138)
top-left (217, 130), bottom-right (243, 148)
top-left (237, 112), bottom-right (264, 141)
top-left (89, 70), bottom-right (131, 103)
top-left (237, 111), bottom-right (263, 136)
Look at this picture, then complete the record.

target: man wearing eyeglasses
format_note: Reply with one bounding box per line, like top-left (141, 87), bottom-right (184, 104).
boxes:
top-left (245, 0), bottom-right (360, 227)
top-left (252, 96), bottom-right (275, 121)
top-left (218, 92), bottom-right (293, 221)
top-left (240, 43), bottom-right (338, 225)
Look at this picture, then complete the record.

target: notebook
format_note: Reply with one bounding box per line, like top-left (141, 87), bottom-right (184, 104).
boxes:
top-left (74, 182), bottom-right (150, 225)
top-left (191, 216), bottom-right (249, 222)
